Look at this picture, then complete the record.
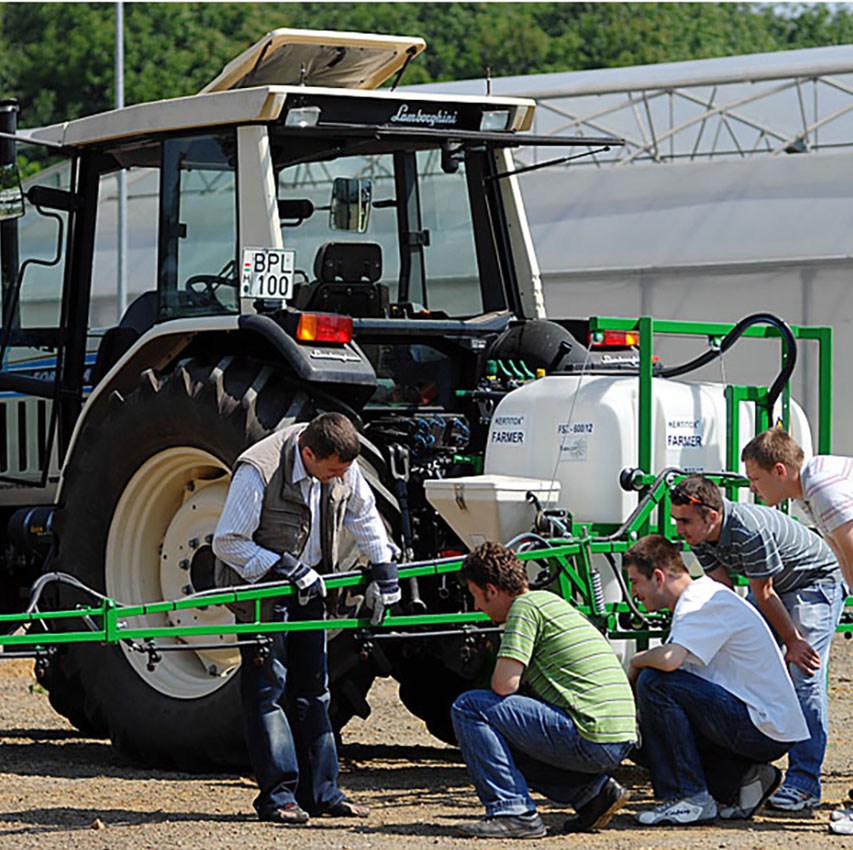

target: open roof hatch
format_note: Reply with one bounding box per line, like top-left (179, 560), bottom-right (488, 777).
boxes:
top-left (201, 28), bottom-right (427, 93)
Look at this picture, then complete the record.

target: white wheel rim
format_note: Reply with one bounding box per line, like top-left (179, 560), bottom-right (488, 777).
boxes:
top-left (106, 447), bottom-right (241, 699)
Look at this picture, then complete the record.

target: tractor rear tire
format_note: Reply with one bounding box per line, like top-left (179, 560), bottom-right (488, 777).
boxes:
top-left (41, 356), bottom-right (394, 770)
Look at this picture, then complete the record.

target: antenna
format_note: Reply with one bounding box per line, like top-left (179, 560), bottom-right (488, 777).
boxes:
top-left (486, 67), bottom-right (491, 97)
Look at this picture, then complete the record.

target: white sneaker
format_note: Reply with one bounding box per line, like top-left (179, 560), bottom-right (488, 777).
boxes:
top-left (831, 807), bottom-right (853, 823)
top-left (719, 764), bottom-right (782, 820)
top-left (831, 816), bottom-right (853, 836)
top-left (636, 792), bottom-right (717, 826)
top-left (767, 784), bottom-right (819, 811)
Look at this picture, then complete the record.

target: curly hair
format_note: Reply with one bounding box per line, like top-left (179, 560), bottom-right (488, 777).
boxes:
top-left (457, 541), bottom-right (528, 595)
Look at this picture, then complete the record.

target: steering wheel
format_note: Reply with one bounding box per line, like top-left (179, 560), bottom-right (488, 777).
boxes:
top-left (186, 274), bottom-right (238, 297)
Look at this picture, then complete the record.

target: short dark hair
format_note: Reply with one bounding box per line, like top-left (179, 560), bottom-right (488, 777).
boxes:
top-left (623, 534), bottom-right (688, 579)
top-left (458, 542), bottom-right (528, 596)
top-left (670, 474), bottom-right (722, 519)
top-left (742, 427), bottom-right (804, 471)
top-left (300, 412), bottom-right (360, 462)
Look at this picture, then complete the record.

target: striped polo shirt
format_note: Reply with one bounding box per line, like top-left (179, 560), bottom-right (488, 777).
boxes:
top-left (498, 590), bottom-right (636, 744)
top-left (692, 498), bottom-right (841, 593)
top-left (798, 455), bottom-right (853, 536)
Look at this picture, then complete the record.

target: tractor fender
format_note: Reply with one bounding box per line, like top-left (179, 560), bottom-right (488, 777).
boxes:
top-left (61, 314), bottom-right (376, 500)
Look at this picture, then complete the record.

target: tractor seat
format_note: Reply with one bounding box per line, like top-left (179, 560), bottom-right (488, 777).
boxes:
top-left (291, 242), bottom-right (388, 318)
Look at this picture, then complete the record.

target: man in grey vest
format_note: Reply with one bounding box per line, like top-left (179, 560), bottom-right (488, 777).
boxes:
top-left (213, 412), bottom-right (399, 825)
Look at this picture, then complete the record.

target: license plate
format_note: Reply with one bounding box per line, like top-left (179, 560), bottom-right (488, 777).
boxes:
top-left (241, 248), bottom-right (295, 299)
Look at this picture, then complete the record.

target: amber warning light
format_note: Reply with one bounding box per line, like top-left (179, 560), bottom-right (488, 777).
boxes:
top-left (296, 313), bottom-right (354, 344)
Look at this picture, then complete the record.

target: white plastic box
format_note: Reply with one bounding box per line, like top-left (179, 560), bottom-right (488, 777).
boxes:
top-left (424, 474), bottom-right (560, 551)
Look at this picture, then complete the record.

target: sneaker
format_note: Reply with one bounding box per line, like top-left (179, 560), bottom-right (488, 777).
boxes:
top-left (636, 792), bottom-right (717, 826)
top-left (831, 817), bottom-right (853, 836)
top-left (767, 784), bottom-right (819, 811)
top-left (457, 811), bottom-right (546, 839)
top-left (831, 807), bottom-right (853, 823)
top-left (563, 777), bottom-right (631, 832)
top-left (719, 764), bottom-right (782, 820)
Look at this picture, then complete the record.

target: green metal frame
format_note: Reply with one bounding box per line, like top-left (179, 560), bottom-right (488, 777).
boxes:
top-left (0, 315), bottom-right (842, 657)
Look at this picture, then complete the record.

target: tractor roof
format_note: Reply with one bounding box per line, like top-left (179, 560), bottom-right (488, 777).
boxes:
top-left (21, 27), bottom-right (541, 150)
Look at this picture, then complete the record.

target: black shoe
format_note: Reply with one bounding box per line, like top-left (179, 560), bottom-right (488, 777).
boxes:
top-left (322, 799), bottom-right (370, 818)
top-left (563, 777), bottom-right (630, 833)
top-left (458, 811), bottom-right (546, 839)
top-left (259, 803), bottom-right (310, 824)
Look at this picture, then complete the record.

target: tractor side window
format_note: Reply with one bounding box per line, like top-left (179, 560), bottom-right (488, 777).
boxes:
top-left (158, 133), bottom-right (238, 319)
top-left (416, 150), bottom-right (482, 317)
top-left (90, 166), bottom-right (159, 330)
top-left (14, 161), bottom-right (70, 329)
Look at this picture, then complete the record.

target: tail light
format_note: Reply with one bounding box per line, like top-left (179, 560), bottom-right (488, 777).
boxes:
top-left (296, 313), bottom-right (353, 344)
top-left (589, 330), bottom-right (640, 348)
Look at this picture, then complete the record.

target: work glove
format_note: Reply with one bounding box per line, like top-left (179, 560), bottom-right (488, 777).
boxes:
top-left (273, 552), bottom-right (327, 606)
top-left (364, 562), bottom-right (400, 626)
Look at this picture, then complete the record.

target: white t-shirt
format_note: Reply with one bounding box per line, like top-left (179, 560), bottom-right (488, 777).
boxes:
top-left (797, 454), bottom-right (853, 536)
top-left (669, 576), bottom-right (808, 743)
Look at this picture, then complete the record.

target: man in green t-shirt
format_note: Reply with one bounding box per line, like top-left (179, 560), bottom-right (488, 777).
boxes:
top-left (451, 542), bottom-right (637, 839)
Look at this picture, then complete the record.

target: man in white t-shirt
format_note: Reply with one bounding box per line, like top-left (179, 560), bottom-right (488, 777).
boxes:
top-left (625, 535), bottom-right (808, 827)
top-left (742, 426), bottom-right (853, 832)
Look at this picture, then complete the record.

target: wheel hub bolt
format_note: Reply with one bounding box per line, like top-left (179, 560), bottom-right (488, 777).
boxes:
top-left (179, 558), bottom-right (190, 570)
top-left (181, 584), bottom-right (192, 595)
top-left (188, 538), bottom-right (199, 549)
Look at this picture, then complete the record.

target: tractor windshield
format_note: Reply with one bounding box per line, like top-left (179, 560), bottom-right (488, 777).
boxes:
top-left (270, 135), bottom-right (511, 319)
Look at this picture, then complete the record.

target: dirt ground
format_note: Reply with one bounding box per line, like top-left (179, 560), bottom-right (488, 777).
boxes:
top-left (1, 637), bottom-right (853, 849)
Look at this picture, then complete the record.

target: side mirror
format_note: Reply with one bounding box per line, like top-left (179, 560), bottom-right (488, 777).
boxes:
top-left (330, 177), bottom-right (371, 233)
top-left (0, 162), bottom-right (24, 221)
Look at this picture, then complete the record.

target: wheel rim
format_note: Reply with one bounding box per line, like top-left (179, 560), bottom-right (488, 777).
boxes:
top-left (106, 447), bottom-right (241, 699)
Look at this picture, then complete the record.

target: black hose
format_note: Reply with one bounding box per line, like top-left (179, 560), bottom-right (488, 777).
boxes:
top-left (602, 551), bottom-right (650, 627)
top-left (658, 312), bottom-right (796, 414)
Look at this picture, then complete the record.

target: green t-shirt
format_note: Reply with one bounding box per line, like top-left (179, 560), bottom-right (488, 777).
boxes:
top-left (498, 590), bottom-right (636, 744)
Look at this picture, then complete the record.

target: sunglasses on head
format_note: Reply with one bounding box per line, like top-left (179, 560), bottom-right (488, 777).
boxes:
top-left (670, 490), bottom-right (717, 511)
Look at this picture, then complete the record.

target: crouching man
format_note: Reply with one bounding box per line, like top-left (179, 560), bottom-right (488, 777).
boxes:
top-left (626, 535), bottom-right (808, 826)
top-left (451, 542), bottom-right (637, 839)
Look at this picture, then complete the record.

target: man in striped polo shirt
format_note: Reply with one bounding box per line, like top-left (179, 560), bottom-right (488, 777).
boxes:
top-left (451, 542), bottom-right (636, 839)
top-left (669, 474), bottom-right (844, 812)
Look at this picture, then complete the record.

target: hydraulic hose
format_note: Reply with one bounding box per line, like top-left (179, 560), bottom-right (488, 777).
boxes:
top-left (602, 551), bottom-right (650, 627)
top-left (658, 312), bottom-right (796, 415)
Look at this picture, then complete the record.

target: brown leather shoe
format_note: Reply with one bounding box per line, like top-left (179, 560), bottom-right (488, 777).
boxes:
top-left (259, 803), bottom-right (310, 824)
top-left (323, 799), bottom-right (370, 818)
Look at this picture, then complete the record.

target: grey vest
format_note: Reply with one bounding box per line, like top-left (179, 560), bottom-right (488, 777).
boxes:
top-left (214, 424), bottom-right (352, 621)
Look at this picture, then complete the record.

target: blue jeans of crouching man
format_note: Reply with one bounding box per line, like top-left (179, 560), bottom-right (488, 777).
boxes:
top-left (451, 689), bottom-right (634, 817)
top-left (239, 594), bottom-right (345, 817)
top-left (636, 669), bottom-right (793, 804)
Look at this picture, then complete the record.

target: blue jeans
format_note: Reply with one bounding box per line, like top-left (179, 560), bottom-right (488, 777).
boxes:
top-left (636, 668), bottom-right (792, 804)
top-left (451, 689), bottom-right (634, 817)
top-left (767, 581), bottom-right (845, 800)
top-left (238, 595), bottom-right (345, 817)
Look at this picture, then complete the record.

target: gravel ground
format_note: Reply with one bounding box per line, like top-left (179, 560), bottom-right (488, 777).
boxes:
top-left (1, 637), bottom-right (853, 849)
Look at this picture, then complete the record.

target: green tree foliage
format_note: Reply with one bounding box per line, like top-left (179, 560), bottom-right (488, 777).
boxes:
top-left (3, 2), bottom-right (853, 131)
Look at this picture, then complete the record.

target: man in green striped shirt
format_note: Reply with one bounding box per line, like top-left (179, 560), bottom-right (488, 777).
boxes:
top-left (451, 542), bottom-right (636, 839)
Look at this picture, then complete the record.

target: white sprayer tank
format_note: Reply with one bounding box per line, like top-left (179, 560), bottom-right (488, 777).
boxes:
top-left (484, 374), bottom-right (813, 523)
